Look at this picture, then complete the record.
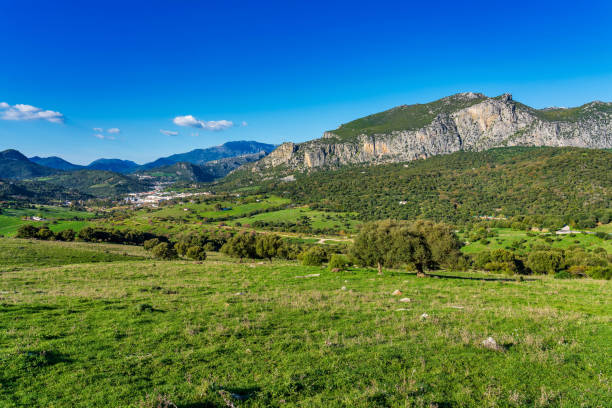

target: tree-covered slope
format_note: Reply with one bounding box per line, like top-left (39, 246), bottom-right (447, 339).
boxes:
top-left (219, 147), bottom-right (612, 226)
top-left (39, 170), bottom-right (150, 197)
top-left (0, 179), bottom-right (92, 203)
top-left (329, 92), bottom-right (488, 141)
top-left (0, 149), bottom-right (60, 179)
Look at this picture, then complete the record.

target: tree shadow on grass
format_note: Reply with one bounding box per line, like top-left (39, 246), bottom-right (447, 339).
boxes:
top-left (404, 272), bottom-right (536, 282)
top-left (177, 386), bottom-right (261, 408)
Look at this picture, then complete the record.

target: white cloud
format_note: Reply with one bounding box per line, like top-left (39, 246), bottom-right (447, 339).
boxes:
top-left (160, 129), bottom-right (179, 136)
top-left (241, 121), bottom-right (248, 127)
top-left (0, 102), bottom-right (64, 123)
top-left (94, 133), bottom-right (116, 140)
top-left (173, 115), bottom-right (233, 131)
top-left (93, 127), bottom-right (103, 132)
top-left (107, 128), bottom-right (120, 134)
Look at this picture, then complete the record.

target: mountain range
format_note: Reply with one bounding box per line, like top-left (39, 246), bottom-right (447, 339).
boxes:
top-left (251, 93), bottom-right (612, 173)
top-left (28, 141), bottom-right (277, 173)
top-left (0, 141), bottom-right (278, 199)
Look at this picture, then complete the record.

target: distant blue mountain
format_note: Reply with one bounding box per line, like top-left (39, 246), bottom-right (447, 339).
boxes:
top-left (139, 141), bottom-right (277, 170)
top-left (87, 158), bottom-right (140, 174)
top-left (22, 140), bottom-right (277, 175)
top-left (29, 156), bottom-right (84, 171)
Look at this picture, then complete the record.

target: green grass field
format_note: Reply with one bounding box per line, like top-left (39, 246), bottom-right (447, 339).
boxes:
top-left (0, 206), bottom-right (96, 237)
top-left (461, 228), bottom-right (612, 254)
top-left (0, 238), bottom-right (148, 270)
top-left (1, 240), bottom-right (610, 407)
top-left (226, 207), bottom-right (361, 231)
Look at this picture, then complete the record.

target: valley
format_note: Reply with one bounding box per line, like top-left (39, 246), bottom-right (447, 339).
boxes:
top-left (1, 94), bottom-right (611, 408)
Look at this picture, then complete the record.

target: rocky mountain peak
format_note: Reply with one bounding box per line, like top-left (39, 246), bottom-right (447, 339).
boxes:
top-left (250, 93), bottom-right (612, 173)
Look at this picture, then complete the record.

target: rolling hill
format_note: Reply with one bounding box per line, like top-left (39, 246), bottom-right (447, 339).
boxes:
top-left (38, 170), bottom-right (151, 197)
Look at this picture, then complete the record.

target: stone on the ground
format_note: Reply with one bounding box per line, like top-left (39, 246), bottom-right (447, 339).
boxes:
top-left (482, 336), bottom-right (501, 351)
top-left (399, 298), bottom-right (411, 303)
top-left (392, 289), bottom-right (402, 296)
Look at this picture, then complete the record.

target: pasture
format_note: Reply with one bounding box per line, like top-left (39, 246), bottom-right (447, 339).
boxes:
top-left (1, 240), bottom-right (610, 407)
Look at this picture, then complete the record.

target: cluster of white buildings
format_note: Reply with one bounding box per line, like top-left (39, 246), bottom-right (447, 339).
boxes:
top-left (124, 189), bottom-right (211, 206)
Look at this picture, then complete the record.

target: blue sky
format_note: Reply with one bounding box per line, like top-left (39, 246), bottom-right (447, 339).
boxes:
top-left (1, 0), bottom-right (611, 164)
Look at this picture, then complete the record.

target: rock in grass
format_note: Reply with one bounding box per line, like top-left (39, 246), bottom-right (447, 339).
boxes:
top-left (482, 337), bottom-right (502, 351)
top-left (399, 298), bottom-right (411, 303)
top-left (392, 289), bottom-right (402, 296)
top-left (420, 313), bottom-right (429, 320)
top-left (295, 273), bottom-right (320, 278)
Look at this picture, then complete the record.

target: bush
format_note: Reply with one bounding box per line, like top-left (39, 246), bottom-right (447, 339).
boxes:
top-left (350, 220), bottom-right (433, 275)
top-left (36, 228), bottom-right (55, 240)
top-left (186, 246), bottom-right (207, 261)
top-left (586, 266), bottom-right (612, 280)
top-left (221, 232), bottom-right (258, 259)
top-left (554, 271), bottom-right (572, 279)
top-left (143, 238), bottom-right (161, 250)
top-left (328, 254), bottom-right (350, 270)
top-left (56, 229), bottom-right (76, 241)
top-left (526, 251), bottom-right (564, 274)
top-left (301, 246), bottom-right (327, 266)
top-left (151, 242), bottom-right (178, 260)
top-left (16, 224), bottom-right (41, 239)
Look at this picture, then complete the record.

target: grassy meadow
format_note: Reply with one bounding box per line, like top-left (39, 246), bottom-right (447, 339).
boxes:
top-left (460, 227), bottom-right (612, 255)
top-left (0, 206), bottom-right (96, 237)
top-left (1, 240), bottom-right (610, 407)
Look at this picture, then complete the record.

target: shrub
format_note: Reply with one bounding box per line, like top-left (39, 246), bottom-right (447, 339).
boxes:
top-left (567, 265), bottom-right (587, 277)
top-left (175, 242), bottom-right (189, 256)
top-left (554, 271), bottom-right (572, 279)
top-left (350, 220), bottom-right (432, 275)
top-left (36, 228), bottom-right (55, 240)
top-left (255, 234), bottom-right (285, 260)
top-left (221, 232), bottom-right (258, 259)
top-left (151, 242), bottom-right (178, 260)
top-left (301, 246), bottom-right (327, 266)
top-left (143, 238), bottom-right (161, 250)
top-left (186, 246), bottom-right (207, 261)
top-left (57, 229), bottom-right (76, 241)
top-left (526, 251), bottom-right (564, 274)
top-left (328, 254), bottom-right (350, 270)
top-left (15, 224), bottom-right (40, 239)
top-left (586, 266), bottom-right (612, 280)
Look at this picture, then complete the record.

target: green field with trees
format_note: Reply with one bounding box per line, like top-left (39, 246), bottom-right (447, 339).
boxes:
top-left (1, 237), bottom-right (610, 407)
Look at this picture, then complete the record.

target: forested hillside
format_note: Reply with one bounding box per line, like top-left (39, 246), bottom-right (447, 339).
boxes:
top-left (220, 147), bottom-right (612, 227)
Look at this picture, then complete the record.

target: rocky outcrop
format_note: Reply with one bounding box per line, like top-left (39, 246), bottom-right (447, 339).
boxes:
top-left (252, 93), bottom-right (612, 172)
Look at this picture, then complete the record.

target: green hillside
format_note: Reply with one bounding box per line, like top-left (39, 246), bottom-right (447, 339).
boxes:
top-left (327, 93), bottom-right (487, 141)
top-left (38, 170), bottom-right (150, 197)
top-left (219, 147), bottom-right (612, 227)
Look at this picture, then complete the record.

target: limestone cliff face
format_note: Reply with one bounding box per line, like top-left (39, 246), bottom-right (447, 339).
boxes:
top-left (252, 93), bottom-right (612, 172)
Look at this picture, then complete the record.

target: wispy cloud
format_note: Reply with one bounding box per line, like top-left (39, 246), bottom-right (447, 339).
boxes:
top-left (93, 127), bottom-right (120, 140)
top-left (241, 121), bottom-right (248, 127)
top-left (160, 129), bottom-right (179, 136)
top-left (0, 102), bottom-right (64, 123)
top-left (173, 115), bottom-right (233, 131)
top-left (94, 133), bottom-right (116, 140)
